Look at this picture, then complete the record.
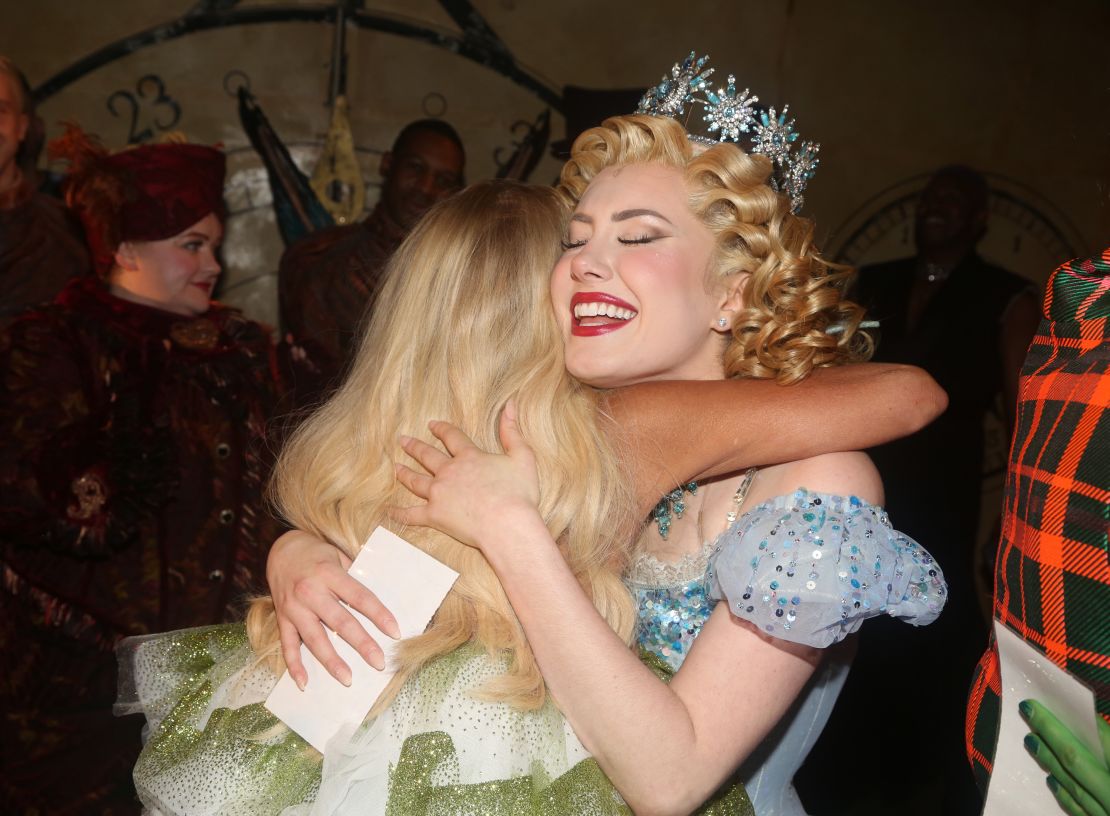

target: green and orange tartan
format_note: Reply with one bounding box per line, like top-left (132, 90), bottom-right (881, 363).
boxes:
top-left (965, 248), bottom-right (1110, 791)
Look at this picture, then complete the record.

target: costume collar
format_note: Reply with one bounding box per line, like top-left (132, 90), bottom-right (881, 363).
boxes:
top-left (57, 276), bottom-right (244, 352)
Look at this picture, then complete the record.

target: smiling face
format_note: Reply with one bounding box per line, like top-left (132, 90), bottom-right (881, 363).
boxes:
top-left (551, 162), bottom-right (729, 389)
top-left (379, 129), bottom-right (465, 231)
top-left (110, 213), bottom-right (223, 316)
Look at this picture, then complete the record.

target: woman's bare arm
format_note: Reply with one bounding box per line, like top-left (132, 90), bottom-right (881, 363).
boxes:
top-left (487, 525), bottom-right (818, 816)
top-left (267, 362), bottom-right (942, 684)
top-left (605, 362), bottom-right (944, 513)
top-left (392, 415), bottom-right (884, 815)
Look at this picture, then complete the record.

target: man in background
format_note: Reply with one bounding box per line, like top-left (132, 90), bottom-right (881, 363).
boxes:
top-left (0, 57), bottom-right (89, 328)
top-left (279, 118), bottom-right (465, 396)
top-left (854, 165), bottom-right (1040, 616)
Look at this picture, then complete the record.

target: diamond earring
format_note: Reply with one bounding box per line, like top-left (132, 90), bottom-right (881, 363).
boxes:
top-left (717, 318), bottom-right (728, 328)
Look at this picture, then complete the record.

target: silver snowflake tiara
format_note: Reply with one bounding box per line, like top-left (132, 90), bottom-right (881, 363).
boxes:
top-left (636, 51), bottom-right (820, 212)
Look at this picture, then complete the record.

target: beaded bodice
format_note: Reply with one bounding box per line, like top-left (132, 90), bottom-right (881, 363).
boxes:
top-left (628, 470), bottom-right (757, 672)
top-left (627, 539), bottom-right (718, 671)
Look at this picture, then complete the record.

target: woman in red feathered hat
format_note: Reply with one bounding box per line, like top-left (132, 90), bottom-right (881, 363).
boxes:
top-left (0, 125), bottom-right (292, 814)
top-left (59, 125), bottom-right (229, 310)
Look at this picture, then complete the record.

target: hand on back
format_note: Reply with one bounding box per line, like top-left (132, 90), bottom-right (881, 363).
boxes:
top-left (266, 529), bottom-right (398, 688)
top-left (391, 400), bottom-right (544, 551)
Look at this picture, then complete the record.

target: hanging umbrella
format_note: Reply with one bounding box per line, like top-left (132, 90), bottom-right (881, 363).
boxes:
top-left (236, 85), bottom-right (334, 247)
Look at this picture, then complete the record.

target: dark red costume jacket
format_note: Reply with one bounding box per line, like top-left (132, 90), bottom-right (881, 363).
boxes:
top-left (0, 277), bottom-right (288, 814)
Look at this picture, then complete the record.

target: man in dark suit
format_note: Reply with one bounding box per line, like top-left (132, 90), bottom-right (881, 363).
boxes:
top-left (802, 165), bottom-right (1040, 815)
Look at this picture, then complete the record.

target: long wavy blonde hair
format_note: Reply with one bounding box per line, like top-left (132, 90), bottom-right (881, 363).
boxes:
top-left (558, 114), bottom-right (872, 384)
top-left (249, 180), bottom-right (637, 712)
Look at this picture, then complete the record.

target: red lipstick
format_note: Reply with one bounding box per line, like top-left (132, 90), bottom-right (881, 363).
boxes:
top-left (570, 292), bottom-right (637, 311)
top-left (569, 292), bottom-right (638, 337)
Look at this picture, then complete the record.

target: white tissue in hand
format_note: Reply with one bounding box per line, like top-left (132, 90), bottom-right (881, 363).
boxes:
top-left (264, 526), bottom-right (459, 752)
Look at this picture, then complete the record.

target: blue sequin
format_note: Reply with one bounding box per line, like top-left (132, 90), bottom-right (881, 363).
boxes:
top-left (632, 486), bottom-right (948, 665)
top-left (630, 576), bottom-right (714, 673)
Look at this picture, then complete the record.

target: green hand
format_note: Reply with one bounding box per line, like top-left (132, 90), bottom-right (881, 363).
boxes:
top-left (1021, 698), bottom-right (1110, 816)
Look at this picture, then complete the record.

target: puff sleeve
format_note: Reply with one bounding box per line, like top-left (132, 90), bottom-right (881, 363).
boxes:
top-left (706, 489), bottom-right (947, 648)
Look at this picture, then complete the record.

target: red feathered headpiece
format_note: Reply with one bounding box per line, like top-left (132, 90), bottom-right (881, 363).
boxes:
top-left (48, 124), bottom-right (226, 276)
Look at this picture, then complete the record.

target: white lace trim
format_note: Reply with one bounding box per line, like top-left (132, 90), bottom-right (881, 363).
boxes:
top-left (628, 469), bottom-right (758, 589)
top-left (626, 538), bottom-right (717, 588)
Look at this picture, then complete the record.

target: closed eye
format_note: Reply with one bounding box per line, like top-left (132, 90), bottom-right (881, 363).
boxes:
top-left (618, 235), bottom-right (659, 245)
top-left (561, 238), bottom-right (587, 250)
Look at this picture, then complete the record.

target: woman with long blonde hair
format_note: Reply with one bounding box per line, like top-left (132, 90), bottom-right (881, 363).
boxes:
top-left (388, 107), bottom-right (948, 816)
top-left (120, 180), bottom-right (653, 815)
top-left (260, 178), bottom-right (639, 708)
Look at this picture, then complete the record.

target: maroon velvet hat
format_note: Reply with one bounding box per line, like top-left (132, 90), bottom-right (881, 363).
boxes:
top-left (105, 142), bottom-right (226, 242)
top-left (49, 125), bottom-right (226, 275)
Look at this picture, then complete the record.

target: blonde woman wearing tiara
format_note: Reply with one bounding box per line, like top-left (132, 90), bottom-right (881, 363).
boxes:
top-left (267, 82), bottom-right (948, 816)
top-left (381, 63), bottom-right (948, 815)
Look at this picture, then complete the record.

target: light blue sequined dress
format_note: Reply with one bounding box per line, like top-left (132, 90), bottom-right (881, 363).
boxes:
top-left (626, 485), bottom-right (947, 816)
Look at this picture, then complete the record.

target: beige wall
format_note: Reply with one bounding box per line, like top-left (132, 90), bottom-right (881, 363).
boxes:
top-left (5, 0), bottom-right (1107, 325)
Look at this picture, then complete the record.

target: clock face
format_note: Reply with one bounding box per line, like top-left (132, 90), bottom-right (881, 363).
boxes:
top-left (30, 4), bottom-right (566, 329)
top-left (828, 174), bottom-right (1085, 608)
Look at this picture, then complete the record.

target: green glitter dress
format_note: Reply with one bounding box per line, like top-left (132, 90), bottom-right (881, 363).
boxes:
top-left (117, 623), bottom-right (753, 815)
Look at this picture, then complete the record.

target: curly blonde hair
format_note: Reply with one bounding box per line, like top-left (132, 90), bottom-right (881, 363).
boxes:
top-left (557, 114), bottom-right (871, 384)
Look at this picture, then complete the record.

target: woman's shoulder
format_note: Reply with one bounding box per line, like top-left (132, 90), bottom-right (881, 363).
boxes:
top-left (753, 452), bottom-right (882, 508)
top-left (121, 624), bottom-right (322, 816)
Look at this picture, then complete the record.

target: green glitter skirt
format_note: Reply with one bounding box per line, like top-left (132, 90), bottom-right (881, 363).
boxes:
top-left (117, 624), bottom-right (752, 815)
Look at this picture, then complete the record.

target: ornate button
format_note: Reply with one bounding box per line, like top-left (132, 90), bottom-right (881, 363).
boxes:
top-left (170, 319), bottom-right (219, 350)
top-left (216, 443), bottom-right (231, 459)
top-left (66, 471), bottom-right (108, 521)
top-left (208, 569), bottom-right (225, 582)
top-left (219, 509), bottom-right (235, 525)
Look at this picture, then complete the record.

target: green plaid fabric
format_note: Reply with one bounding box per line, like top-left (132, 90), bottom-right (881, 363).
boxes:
top-left (966, 248), bottom-right (1110, 791)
